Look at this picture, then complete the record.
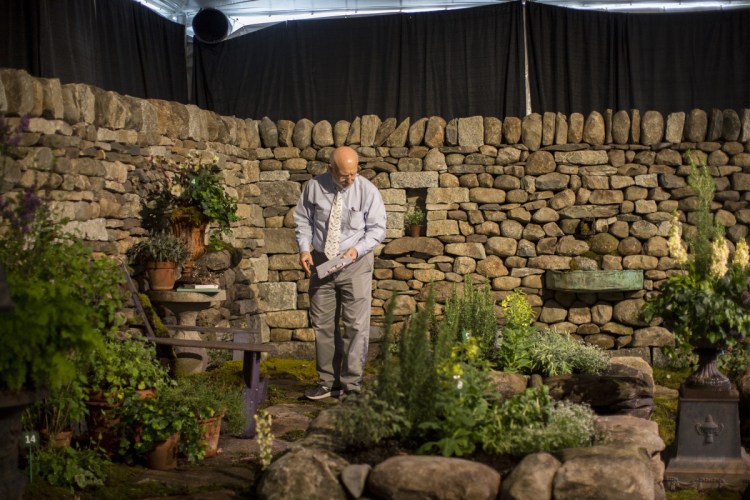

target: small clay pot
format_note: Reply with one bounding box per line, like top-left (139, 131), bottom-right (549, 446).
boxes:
top-left (147, 432), bottom-right (180, 470)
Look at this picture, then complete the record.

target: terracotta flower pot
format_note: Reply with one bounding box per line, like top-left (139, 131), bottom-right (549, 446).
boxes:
top-left (86, 389), bottom-right (156, 456)
top-left (171, 216), bottom-right (208, 281)
top-left (199, 413), bottom-right (224, 458)
top-left (41, 429), bottom-right (73, 448)
top-left (147, 432), bottom-right (180, 470)
top-left (146, 261), bottom-right (178, 291)
top-left (409, 224), bottom-right (423, 237)
top-left (86, 393), bottom-right (121, 457)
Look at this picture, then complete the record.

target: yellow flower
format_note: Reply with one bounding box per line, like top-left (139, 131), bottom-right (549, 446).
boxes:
top-left (709, 238), bottom-right (729, 278)
top-left (734, 239), bottom-right (749, 269)
top-left (170, 184), bottom-right (184, 197)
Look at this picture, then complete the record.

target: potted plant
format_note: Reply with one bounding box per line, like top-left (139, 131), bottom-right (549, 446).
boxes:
top-left (140, 154), bottom-right (240, 279)
top-left (405, 206), bottom-right (426, 237)
top-left (115, 384), bottom-right (204, 469)
top-left (641, 152), bottom-right (750, 489)
top-left (0, 181), bottom-right (124, 498)
top-left (23, 371), bottom-right (88, 448)
top-left (126, 232), bottom-right (188, 290)
top-left (85, 334), bottom-right (171, 455)
top-left (642, 152), bottom-right (750, 389)
top-left (171, 375), bottom-right (245, 458)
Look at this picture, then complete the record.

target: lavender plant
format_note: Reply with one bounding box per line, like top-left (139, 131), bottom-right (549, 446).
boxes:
top-left (0, 187), bottom-right (125, 391)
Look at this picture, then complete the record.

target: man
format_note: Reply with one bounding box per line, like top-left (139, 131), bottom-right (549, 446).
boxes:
top-left (294, 146), bottom-right (386, 400)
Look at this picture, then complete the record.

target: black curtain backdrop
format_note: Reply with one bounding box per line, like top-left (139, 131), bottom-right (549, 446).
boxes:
top-left (0, 0), bottom-right (187, 102)
top-left (2, 0), bottom-right (748, 121)
top-left (526, 3), bottom-right (750, 115)
top-left (193, 3), bottom-right (525, 122)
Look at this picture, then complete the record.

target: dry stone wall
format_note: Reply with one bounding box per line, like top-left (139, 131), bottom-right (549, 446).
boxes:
top-left (3, 68), bottom-right (750, 354)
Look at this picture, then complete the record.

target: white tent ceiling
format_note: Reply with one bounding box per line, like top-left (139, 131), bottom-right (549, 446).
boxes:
top-left (136, 0), bottom-right (750, 38)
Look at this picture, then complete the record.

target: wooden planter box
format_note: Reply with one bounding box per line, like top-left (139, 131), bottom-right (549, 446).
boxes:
top-left (545, 270), bottom-right (644, 293)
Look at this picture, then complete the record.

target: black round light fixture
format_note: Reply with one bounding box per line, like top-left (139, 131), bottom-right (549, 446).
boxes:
top-left (192, 8), bottom-right (231, 44)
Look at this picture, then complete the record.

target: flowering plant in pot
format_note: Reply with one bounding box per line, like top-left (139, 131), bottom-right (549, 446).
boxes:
top-left (642, 152), bottom-right (750, 389)
top-left (140, 155), bottom-right (239, 279)
top-left (142, 154), bottom-right (239, 238)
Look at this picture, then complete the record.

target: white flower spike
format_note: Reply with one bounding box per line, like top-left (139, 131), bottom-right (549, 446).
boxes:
top-left (667, 212), bottom-right (688, 264)
top-left (709, 238), bottom-right (729, 278)
top-left (734, 239), bottom-right (750, 269)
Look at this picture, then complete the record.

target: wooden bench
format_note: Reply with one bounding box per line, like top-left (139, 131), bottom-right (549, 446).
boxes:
top-left (122, 262), bottom-right (274, 438)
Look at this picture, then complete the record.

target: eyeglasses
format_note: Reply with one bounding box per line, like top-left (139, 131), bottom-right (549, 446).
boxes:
top-left (332, 167), bottom-right (359, 180)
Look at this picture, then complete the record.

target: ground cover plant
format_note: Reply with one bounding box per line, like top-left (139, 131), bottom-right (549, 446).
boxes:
top-left (498, 289), bottom-right (609, 376)
top-left (336, 282), bottom-right (601, 459)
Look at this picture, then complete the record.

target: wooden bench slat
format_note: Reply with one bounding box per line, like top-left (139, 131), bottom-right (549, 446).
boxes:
top-left (145, 337), bottom-right (275, 353)
top-left (164, 325), bottom-right (262, 337)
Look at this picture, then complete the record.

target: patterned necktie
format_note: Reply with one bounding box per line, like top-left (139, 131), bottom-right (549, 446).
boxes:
top-left (324, 191), bottom-right (343, 259)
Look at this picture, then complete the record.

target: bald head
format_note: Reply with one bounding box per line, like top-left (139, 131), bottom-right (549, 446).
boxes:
top-left (329, 146), bottom-right (359, 188)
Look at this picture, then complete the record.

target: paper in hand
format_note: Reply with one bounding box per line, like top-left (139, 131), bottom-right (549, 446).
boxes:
top-left (315, 254), bottom-right (353, 279)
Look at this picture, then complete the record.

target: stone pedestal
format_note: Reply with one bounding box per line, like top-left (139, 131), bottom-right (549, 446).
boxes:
top-left (0, 391), bottom-right (40, 500)
top-left (664, 385), bottom-right (750, 492)
top-left (148, 289), bottom-right (226, 375)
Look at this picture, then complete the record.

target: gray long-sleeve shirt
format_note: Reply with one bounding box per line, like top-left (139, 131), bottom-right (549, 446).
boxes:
top-left (293, 172), bottom-right (386, 258)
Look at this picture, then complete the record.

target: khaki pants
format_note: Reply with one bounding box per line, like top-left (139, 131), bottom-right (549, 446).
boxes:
top-left (309, 251), bottom-right (373, 392)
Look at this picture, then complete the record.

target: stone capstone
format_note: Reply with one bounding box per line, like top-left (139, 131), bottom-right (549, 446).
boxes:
top-left (382, 237), bottom-right (444, 256)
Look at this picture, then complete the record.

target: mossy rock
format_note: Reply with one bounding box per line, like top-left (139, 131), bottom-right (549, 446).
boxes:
top-left (588, 233), bottom-right (619, 255)
top-left (653, 397), bottom-right (678, 445)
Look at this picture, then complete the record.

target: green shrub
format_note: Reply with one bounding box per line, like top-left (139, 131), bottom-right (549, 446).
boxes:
top-left (528, 329), bottom-right (609, 376)
top-left (23, 370), bottom-right (89, 437)
top-left (417, 354), bottom-right (495, 457)
top-left (497, 290), bottom-right (538, 373)
top-left (126, 231), bottom-right (188, 265)
top-left (442, 276), bottom-right (499, 361)
top-left (481, 386), bottom-right (596, 456)
top-left (172, 374), bottom-right (246, 434)
top-left (33, 446), bottom-right (110, 491)
top-left (396, 297), bottom-right (441, 429)
top-left (116, 385), bottom-right (204, 464)
top-left (718, 341), bottom-right (750, 382)
top-left (498, 292), bottom-right (608, 376)
top-left (336, 392), bottom-right (408, 448)
top-left (337, 288), bottom-right (598, 460)
top-left (0, 188), bottom-right (125, 391)
top-left (87, 335), bottom-right (171, 398)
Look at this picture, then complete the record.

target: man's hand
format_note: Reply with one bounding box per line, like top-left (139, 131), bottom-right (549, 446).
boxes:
top-left (344, 247), bottom-right (358, 261)
top-left (300, 251), bottom-right (313, 276)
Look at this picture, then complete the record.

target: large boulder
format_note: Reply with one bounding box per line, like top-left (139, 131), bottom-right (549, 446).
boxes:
top-left (594, 415), bottom-right (665, 456)
top-left (367, 455), bottom-right (501, 500)
top-left (256, 447), bottom-right (349, 500)
top-left (545, 358), bottom-right (654, 417)
top-left (500, 452), bottom-right (561, 500)
top-left (553, 446), bottom-right (655, 500)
